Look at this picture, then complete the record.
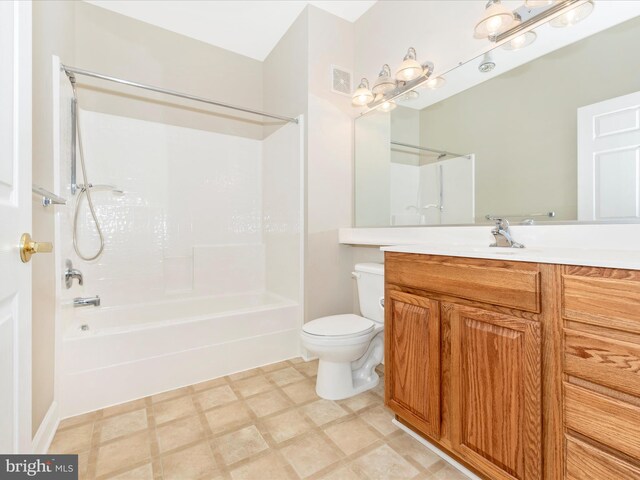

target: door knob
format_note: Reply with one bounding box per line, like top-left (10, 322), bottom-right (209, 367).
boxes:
top-left (20, 233), bottom-right (53, 263)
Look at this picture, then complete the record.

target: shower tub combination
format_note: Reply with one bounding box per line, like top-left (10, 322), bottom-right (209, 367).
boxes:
top-left (53, 58), bottom-right (304, 418)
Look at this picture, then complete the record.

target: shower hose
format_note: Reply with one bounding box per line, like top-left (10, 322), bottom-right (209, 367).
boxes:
top-left (70, 79), bottom-right (105, 261)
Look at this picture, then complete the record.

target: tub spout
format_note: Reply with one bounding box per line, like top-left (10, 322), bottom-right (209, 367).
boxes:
top-left (74, 296), bottom-right (100, 308)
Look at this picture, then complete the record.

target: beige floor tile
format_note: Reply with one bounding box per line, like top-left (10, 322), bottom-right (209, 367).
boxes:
top-left (230, 451), bottom-right (293, 480)
top-left (49, 422), bottom-right (94, 454)
top-left (192, 376), bottom-right (228, 392)
top-left (205, 401), bottom-right (253, 434)
top-left (260, 360), bottom-right (291, 373)
top-left (266, 367), bottom-right (306, 386)
top-left (245, 390), bottom-right (292, 417)
top-left (320, 464), bottom-right (361, 480)
top-left (360, 405), bottom-right (398, 436)
top-left (233, 375), bottom-right (275, 398)
top-left (301, 399), bottom-right (348, 426)
top-left (282, 380), bottom-right (318, 405)
top-left (324, 418), bottom-right (379, 456)
top-left (105, 462), bottom-right (154, 480)
top-left (156, 415), bottom-right (205, 453)
top-left (77, 451), bottom-right (90, 479)
top-left (215, 425), bottom-right (269, 466)
top-left (95, 431), bottom-right (152, 477)
top-left (350, 444), bottom-right (420, 480)
top-left (151, 386), bottom-right (190, 404)
top-left (431, 466), bottom-right (470, 479)
top-left (161, 442), bottom-right (218, 480)
top-left (288, 357), bottom-right (304, 365)
top-left (102, 399), bottom-right (147, 419)
top-left (262, 409), bottom-right (312, 443)
top-left (100, 409), bottom-right (148, 443)
top-left (152, 396), bottom-right (197, 425)
top-left (340, 391), bottom-right (380, 412)
top-left (58, 411), bottom-right (99, 431)
top-left (280, 432), bottom-right (341, 478)
top-left (390, 433), bottom-right (442, 470)
top-left (195, 385), bottom-right (238, 410)
top-left (227, 368), bottom-right (261, 381)
top-left (371, 380), bottom-right (385, 398)
top-left (294, 360), bottom-right (318, 378)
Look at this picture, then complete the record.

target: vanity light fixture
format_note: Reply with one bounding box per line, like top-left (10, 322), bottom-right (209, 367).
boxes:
top-left (372, 64), bottom-right (396, 95)
top-left (549, 0), bottom-right (594, 27)
top-left (502, 13), bottom-right (537, 50)
top-left (352, 78), bottom-right (374, 106)
top-left (474, 0), bottom-right (515, 39)
top-left (477, 0), bottom-right (594, 49)
top-left (395, 47), bottom-right (423, 82)
top-left (402, 90), bottom-right (420, 101)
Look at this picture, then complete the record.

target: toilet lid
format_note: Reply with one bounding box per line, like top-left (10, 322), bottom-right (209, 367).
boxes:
top-left (302, 314), bottom-right (375, 338)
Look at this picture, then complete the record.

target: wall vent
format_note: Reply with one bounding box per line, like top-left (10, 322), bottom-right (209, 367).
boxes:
top-left (331, 65), bottom-right (352, 96)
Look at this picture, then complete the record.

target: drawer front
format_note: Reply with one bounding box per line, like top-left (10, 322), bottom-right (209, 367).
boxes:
top-left (566, 436), bottom-right (640, 480)
top-left (563, 270), bottom-right (640, 334)
top-left (385, 252), bottom-right (540, 313)
top-left (564, 383), bottom-right (640, 459)
top-left (564, 329), bottom-right (640, 398)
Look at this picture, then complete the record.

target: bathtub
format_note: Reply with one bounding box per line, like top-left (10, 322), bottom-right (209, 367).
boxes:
top-left (60, 292), bottom-right (302, 417)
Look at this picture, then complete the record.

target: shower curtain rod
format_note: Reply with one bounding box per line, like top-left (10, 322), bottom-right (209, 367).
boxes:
top-left (391, 141), bottom-right (468, 159)
top-left (61, 64), bottom-right (299, 124)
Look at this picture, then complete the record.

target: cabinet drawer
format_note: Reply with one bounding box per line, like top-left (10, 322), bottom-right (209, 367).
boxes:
top-left (565, 383), bottom-right (640, 459)
top-left (565, 329), bottom-right (640, 398)
top-left (563, 269), bottom-right (640, 334)
top-left (385, 252), bottom-right (540, 313)
top-left (566, 436), bottom-right (640, 480)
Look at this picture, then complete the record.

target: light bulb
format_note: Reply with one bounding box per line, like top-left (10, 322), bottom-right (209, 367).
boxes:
top-left (377, 100), bottom-right (397, 113)
top-left (372, 64), bottom-right (396, 95)
top-left (550, 0), bottom-right (594, 27)
top-left (395, 48), bottom-right (425, 82)
top-left (502, 13), bottom-right (536, 51)
top-left (424, 77), bottom-right (445, 89)
top-left (474, 0), bottom-right (514, 39)
top-left (351, 78), bottom-right (373, 106)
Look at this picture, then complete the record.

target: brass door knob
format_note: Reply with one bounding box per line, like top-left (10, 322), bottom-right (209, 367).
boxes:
top-left (20, 233), bottom-right (53, 263)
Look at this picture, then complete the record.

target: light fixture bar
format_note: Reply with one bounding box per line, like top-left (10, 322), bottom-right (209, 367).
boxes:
top-left (491, 0), bottom-right (585, 42)
top-left (364, 63), bottom-right (434, 112)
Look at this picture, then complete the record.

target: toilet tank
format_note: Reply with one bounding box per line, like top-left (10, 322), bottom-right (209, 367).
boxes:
top-left (354, 263), bottom-right (384, 324)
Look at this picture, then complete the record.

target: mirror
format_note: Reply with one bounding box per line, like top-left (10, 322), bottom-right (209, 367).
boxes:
top-left (354, 14), bottom-right (640, 227)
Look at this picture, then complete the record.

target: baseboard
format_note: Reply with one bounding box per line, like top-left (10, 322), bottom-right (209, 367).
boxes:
top-left (32, 401), bottom-right (60, 454)
top-left (392, 419), bottom-right (480, 480)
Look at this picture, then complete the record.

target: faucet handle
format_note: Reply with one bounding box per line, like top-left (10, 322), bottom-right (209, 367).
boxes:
top-left (486, 216), bottom-right (509, 231)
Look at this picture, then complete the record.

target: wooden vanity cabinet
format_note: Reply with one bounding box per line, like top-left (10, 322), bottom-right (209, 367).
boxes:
top-left (385, 253), bottom-right (640, 480)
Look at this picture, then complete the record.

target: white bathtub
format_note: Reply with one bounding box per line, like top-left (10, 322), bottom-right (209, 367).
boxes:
top-left (60, 292), bottom-right (302, 417)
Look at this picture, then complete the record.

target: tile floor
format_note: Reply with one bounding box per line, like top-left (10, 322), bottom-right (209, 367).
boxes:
top-left (49, 359), bottom-right (469, 480)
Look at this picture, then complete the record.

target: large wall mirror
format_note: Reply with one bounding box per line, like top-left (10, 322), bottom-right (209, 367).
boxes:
top-left (354, 11), bottom-right (640, 227)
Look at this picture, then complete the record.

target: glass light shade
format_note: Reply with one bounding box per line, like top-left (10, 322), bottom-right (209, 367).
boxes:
top-left (550, 0), bottom-right (593, 27)
top-left (474, 1), bottom-right (515, 39)
top-left (424, 76), bottom-right (445, 89)
top-left (503, 30), bottom-right (536, 50)
top-left (377, 100), bottom-right (397, 113)
top-left (395, 47), bottom-right (424, 82)
top-left (402, 90), bottom-right (420, 101)
top-left (351, 78), bottom-right (373, 106)
top-left (372, 64), bottom-right (396, 95)
top-left (524, 0), bottom-right (555, 7)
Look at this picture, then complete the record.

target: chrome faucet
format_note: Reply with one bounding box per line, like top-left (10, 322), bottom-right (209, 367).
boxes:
top-left (64, 259), bottom-right (83, 289)
top-left (489, 217), bottom-right (525, 248)
top-left (73, 296), bottom-right (100, 308)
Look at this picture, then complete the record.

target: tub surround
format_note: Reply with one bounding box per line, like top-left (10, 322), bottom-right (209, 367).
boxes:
top-left (340, 223), bottom-right (640, 270)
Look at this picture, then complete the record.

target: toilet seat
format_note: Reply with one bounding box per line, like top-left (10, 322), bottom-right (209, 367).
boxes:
top-left (302, 314), bottom-right (374, 339)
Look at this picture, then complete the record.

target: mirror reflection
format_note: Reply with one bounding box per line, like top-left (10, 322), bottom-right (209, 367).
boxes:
top-left (354, 15), bottom-right (640, 227)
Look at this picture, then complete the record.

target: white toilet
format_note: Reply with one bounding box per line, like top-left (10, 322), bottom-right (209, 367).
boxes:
top-left (301, 263), bottom-right (384, 400)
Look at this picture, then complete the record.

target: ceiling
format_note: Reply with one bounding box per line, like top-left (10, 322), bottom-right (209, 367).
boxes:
top-left (83, 0), bottom-right (377, 61)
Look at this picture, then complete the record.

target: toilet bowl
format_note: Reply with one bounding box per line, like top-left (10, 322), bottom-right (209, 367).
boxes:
top-left (301, 263), bottom-right (384, 400)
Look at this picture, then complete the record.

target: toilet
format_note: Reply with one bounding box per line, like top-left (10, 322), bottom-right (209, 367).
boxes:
top-left (301, 263), bottom-right (384, 400)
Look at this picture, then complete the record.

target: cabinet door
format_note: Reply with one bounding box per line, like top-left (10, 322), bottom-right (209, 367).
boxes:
top-left (450, 305), bottom-right (541, 480)
top-left (385, 291), bottom-right (441, 439)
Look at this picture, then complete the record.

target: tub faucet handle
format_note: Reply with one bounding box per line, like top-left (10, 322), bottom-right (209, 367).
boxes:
top-left (65, 259), bottom-right (84, 289)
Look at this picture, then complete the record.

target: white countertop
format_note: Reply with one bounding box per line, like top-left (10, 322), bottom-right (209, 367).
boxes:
top-left (381, 244), bottom-right (640, 270)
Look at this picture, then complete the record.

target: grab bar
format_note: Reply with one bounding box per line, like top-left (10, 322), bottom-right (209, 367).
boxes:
top-left (32, 185), bottom-right (67, 207)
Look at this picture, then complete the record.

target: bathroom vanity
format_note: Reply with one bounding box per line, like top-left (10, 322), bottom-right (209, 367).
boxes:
top-left (383, 250), bottom-right (640, 480)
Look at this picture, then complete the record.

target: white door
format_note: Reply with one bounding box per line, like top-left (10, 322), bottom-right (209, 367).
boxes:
top-left (578, 91), bottom-right (640, 221)
top-left (0, 1), bottom-right (33, 453)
